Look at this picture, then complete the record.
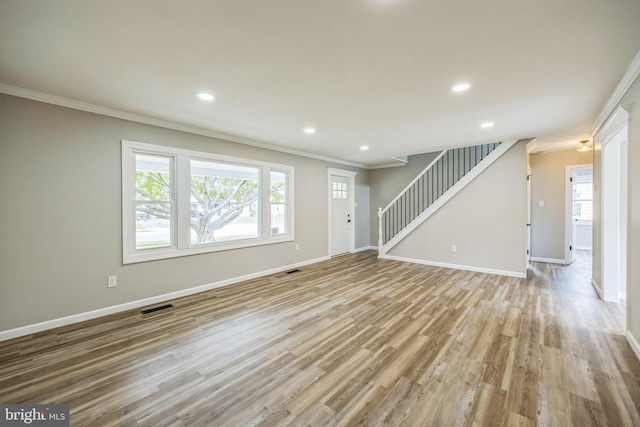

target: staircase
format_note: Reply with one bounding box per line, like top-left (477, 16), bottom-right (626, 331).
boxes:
top-left (378, 140), bottom-right (518, 257)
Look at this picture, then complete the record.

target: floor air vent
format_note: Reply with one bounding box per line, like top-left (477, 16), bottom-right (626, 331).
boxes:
top-left (141, 304), bottom-right (174, 315)
top-left (286, 269), bottom-right (301, 274)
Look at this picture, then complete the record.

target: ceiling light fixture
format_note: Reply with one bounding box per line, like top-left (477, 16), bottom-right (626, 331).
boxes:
top-left (576, 140), bottom-right (592, 152)
top-left (304, 127), bottom-right (315, 134)
top-left (480, 122), bottom-right (494, 128)
top-left (452, 83), bottom-right (470, 92)
top-left (197, 93), bottom-right (214, 101)
top-left (360, 145), bottom-right (369, 151)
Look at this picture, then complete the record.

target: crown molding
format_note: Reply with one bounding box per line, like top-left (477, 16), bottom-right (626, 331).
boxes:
top-left (594, 104), bottom-right (634, 146)
top-left (590, 49), bottom-right (640, 137)
top-left (0, 83), bottom-right (372, 169)
top-left (368, 162), bottom-right (407, 169)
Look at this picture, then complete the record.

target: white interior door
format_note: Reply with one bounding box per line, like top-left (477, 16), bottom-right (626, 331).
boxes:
top-left (330, 175), bottom-right (351, 256)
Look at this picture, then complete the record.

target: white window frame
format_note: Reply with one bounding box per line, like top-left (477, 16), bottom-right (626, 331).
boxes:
top-left (122, 140), bottom-right (294, 264)
top-left (269, 169), bottom-right (291, 236)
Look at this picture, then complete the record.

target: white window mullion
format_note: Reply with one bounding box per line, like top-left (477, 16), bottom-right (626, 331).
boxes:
top-left (288, 169), bottom-right (294, 238)
top-left (122, 145), bottom-right (134, 261)
top-left (261, 167), bottom-right (270, 240)
top-left (176, 155), bottom-right (191, 249)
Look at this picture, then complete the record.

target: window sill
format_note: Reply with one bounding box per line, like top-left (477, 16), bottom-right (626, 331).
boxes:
top-left (123, 234), bottom-right (295, 264)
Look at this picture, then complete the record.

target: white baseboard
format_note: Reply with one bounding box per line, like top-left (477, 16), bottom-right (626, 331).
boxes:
top-left (354, 246), bottom-right (377, 253)
top-left (628, 331), bottom-right (640, 362)
top-left (575, 246), bottom-right (593, 250)
top-left (383, 255), bottom-right (526, 278)
top-left (619, 292), bottom-right (627, 301)
top-left (591, 277), bottom-right (603, 299)
top-left (0, 255), bottom-right (330, 342)
top-left (530, 257), bottom-right (566, 264)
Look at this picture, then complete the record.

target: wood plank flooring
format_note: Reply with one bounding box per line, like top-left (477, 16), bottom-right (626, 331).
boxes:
top-left (1, 251), bottom-right (639, 426)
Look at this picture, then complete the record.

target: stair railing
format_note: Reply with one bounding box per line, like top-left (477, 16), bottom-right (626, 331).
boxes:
top-left (378, 143), bottom-right (501, 249)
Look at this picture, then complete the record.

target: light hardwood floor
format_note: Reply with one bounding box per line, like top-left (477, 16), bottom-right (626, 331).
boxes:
top-left (1, 251), bottom-right (639, 426)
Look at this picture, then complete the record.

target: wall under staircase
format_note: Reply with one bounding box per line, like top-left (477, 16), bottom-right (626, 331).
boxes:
top-left (376, 139), bottom-right (530, 277)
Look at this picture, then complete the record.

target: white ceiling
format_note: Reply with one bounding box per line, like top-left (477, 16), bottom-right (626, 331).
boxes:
top-left (1, 0), bottom-right (639, 167)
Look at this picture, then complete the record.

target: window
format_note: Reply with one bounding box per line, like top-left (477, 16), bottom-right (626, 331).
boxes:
top-left (122, 141), bottom-right (294, 263)
top-left (332, 181), bottom-right (347, 199)
top-left (574, 182), bottom-right (593, 221)
top-left (134, 154), bottom-right (174, 250)
top-left (190, 160), bottom-right (260, 244)
top-left (270, 171), bottom-right (289, 235)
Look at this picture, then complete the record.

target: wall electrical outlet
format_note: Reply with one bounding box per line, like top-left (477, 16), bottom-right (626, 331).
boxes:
top-left (295, 244), bottom-right (300, 252)
top-left (107, 275), bottom-right (117, 288)
top-left (451, 245), bottom-right (457, 253)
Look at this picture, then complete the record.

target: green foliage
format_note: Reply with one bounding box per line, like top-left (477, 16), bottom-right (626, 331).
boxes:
top-left (270, 181), bottom-right (285, 202)
top-left (135, 169), bottom-right (261, 243)
top-left (136, 171), bottom-right (171, 200)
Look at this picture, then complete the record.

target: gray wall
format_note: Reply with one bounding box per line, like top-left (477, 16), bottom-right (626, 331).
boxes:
top-left (388, 140), bottom-right (528, 275)
top-left (529, 150), bottom-right (593, 260)
top-left (593, 75), bottom-right (640, 349)
top-left (368, 152), bottom-right (440, 245)
top-left (0, 94), bottom-right (369, 331)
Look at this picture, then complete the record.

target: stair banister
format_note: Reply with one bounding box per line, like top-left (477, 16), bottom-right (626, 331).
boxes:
top-left (380, 150), bottom-right (446, 213)
top-left (377, 141), bottom-right (512, 255)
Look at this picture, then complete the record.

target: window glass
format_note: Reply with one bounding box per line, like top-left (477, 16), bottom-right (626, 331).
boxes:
top-left (574, 182), bottom-right (593, 221)
top-left (134, 154), bottom-right (172, 249)
top-left (270, 171), bottom-right (288, 235)
top-left (190, 160), bottom-right (259, 244)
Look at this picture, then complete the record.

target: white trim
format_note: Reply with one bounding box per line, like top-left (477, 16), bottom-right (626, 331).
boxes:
top-left (384, 255), bottom-right (526, 278)
top-left (530, 257), bottom-right (566, 264)
top-left (392, 156), bottom-right (409, 164)
top-left (575, 246), bottom-right (592, 250)
top-left (327, 168), bottom-right (358, 256)
top-left (619, 292), bottom-right (627, 301)
top-left (590, 49), bottom-right (640, 136)
top-left (591, 277), bottom-right (603, 299)
top-left (0, 255), bottom-right (330, 342)
top-left (594, 104), bottom-right (634, 146)
top-left (354, 245), bottom-right (377, 252)
top-left (564, 164), bottom-right (592, 265)
top-left (379, 140), bottom-right (518, 256)
top-left (628, 331), bottom-right (640, 362)
top-left (0, 83), bottom-right (369, 170)
top-left (368, 162), bottom-right (407, 170)
top-left (327, 168), bottom-right (358, 178)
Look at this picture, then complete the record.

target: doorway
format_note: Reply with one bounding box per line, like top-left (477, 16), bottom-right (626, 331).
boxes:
top-left (327, 168), bottom-right (357, 256)
top-left (565, 165), bottom-right (593, 264)
top-left (602, 125), bottom-right (628, 303)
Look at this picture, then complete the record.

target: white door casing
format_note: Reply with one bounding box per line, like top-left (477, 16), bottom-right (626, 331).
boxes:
top-left (564, 164), bottom-right (591, 265)
top-left (327, 168), bottom-right (357, 256)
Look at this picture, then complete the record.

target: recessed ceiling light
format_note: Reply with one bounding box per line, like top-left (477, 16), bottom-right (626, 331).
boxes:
top-left (360, 145), bottom-right (369, 151)
top-left (304, 127), bottom-right (316, 134)
top-left (197, 93), bottom-right (214, 101)
top-left (481, 122), bottom-right (494, 128)
top-left (452, 83), bottom-right (470, 92)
